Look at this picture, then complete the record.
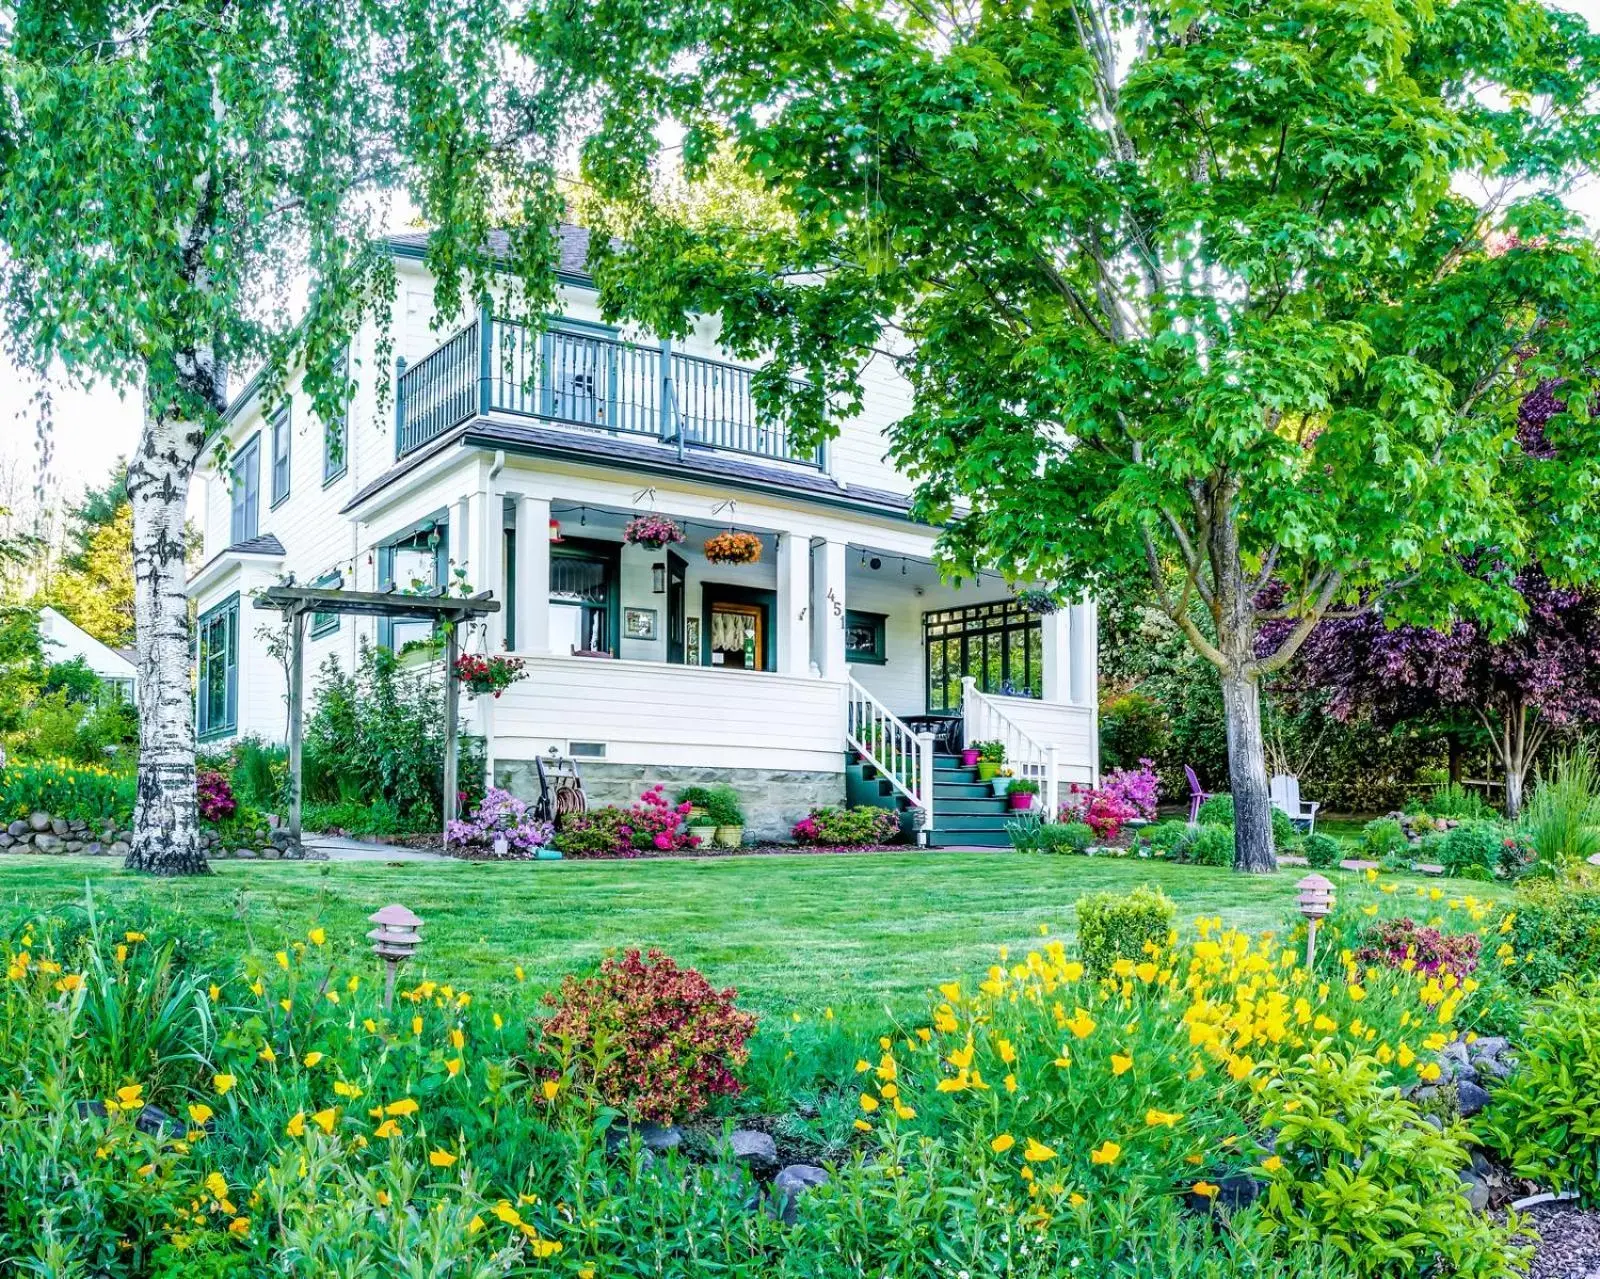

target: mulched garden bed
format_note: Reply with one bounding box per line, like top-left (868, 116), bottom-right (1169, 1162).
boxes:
top-left (1515, 1199), bottom-right (1600, 1279)
top-left (436, 841), bottom-right (910, 861)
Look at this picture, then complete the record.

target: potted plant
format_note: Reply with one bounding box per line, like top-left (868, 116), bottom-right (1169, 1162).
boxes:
top-left (676, 786), bottom-right (721, 847)
top-left (1014, 589), bottom-right (1062, 616)
top-left (1007, 778), bottom-right (1040, 811)
top-left (703, 530), bottom-right (763, 565)
top-left (991, 766), bottom-right (1015, 797)
top-left (959, 744), bottom-right (981, 768)
top-left (623, 513), bottom-right (685, 550)
top-left (705, 785), bottom-right (745, 848)
top-left (973, 740), bottom-right (1005, 781)
top-left (453, 653), bottom-right (527, 698)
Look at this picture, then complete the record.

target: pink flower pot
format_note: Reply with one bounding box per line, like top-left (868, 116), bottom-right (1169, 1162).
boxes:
top-left (1008, 792), bottom-right (1035, 811)
top-left (960, 748), bottom-right (981, 767)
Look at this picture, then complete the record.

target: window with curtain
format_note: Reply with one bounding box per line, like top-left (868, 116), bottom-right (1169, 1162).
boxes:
top-left (229, 436), bottom-right (260, 544)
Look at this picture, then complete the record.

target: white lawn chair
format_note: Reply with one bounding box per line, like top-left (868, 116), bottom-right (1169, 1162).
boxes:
top-left (1269, 774), bottom-right (1320, 834)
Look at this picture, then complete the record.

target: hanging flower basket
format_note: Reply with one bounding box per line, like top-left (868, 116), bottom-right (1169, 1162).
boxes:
top-left (454, 653), bottom-right (527, 698)
top-left (703, 530), bottom-right (763, 565)
top-left (1014, 589), bottom-right (1063, 616)
top-left (623, 514), bottom-right (685, 551)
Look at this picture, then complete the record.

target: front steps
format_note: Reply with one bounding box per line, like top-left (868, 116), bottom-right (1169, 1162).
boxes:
top-left (846, 750), bottom-right (1020, 848)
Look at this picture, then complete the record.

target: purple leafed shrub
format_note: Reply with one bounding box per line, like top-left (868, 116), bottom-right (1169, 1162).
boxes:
top-left (1101, 758), bottom-right (1161, 822)
top-left (196, 770), bottom-right (237, 823)
top-left (1356, 916), bottom-right (1481, 980)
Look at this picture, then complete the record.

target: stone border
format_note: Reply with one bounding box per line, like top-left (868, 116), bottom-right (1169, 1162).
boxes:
top-left (1, 811), bottom-right (322, 861)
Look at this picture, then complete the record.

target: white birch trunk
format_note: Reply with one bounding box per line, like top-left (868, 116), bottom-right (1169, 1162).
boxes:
top-left (125, 407), bottom-right (209, 875)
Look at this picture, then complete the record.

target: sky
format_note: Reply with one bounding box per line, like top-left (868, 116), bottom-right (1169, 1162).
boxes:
top-left (3, 2), bottom-right (1600, 505)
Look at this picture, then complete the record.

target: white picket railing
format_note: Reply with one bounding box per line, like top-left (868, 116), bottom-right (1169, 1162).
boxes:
top-left (847, 676), bottom-right (935, 835)
top-left (961, 677), bottom-right (1060, 816)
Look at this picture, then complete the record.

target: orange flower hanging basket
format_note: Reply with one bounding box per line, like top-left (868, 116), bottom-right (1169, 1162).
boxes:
top-left (702, 530), bottom-right (763, 565)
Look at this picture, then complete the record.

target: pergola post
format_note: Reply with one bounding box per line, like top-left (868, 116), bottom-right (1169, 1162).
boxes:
top-left (287, 608), bottom-right (307, 841)
top-left (442, 619), bottom-right (460, 842)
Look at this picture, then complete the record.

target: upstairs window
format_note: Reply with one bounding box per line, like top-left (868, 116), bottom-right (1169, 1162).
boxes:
top-left (229, 435), bottom-right (260, 545)
top-left (269, 405), bottom-right (291, 507)
top-left (324, 349), bottom-right (349, 484)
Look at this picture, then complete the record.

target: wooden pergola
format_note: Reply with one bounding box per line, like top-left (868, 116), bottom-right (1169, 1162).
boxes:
top-left (253, 584), bottom-right (501, 845)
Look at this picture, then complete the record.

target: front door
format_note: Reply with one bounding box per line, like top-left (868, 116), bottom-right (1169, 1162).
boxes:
top-left (709, 602), bottom-right (763, 669)
top-left (665, 549), bottom-right (687, 663)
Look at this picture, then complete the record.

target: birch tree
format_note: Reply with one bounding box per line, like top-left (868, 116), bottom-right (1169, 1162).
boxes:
top-left (0, 1), bottom-right (555, 874)
top-left (518, 0), bottom-right (1600, 869)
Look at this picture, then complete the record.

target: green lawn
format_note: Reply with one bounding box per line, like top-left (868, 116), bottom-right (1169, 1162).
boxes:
top-left (0, 851), bottom-right (1499, 1016)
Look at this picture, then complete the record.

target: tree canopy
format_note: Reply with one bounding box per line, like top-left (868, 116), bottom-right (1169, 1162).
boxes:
top-left (517, 0), bottom-right (1600, 866)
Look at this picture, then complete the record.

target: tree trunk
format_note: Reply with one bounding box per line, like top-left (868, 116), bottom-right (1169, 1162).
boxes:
top-left (1447, 733), bottom-right (1462, 785)
top-left (1220, 669), bottom-right (1277, 872)
top-left (125, 408), bottom-right (209, 875)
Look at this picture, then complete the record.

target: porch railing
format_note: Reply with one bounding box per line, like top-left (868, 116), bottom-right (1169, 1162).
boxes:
top-left (961, 676), bottom-right (1060, 816)
top-left (393, 306), bottom-right (824, 468)
top-left (847, 676), bottom-right (935, 836)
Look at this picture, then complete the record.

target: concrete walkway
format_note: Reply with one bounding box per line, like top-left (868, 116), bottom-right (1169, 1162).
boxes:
top-left (302, 833), bottom-right (446, 862)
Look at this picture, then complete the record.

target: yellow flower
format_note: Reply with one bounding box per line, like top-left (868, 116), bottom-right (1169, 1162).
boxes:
top-left (1025, 1138), bottom-right (1058, 1163)
top-left (125, 931), bottom-right (146, 943)
top-left (333, 1080), bottom-right (362, 1099)
top-left (542, 1079), bottom-right (561, 1102)
top-left (205, 1171), bottom-right (229, 1200)
top-left (302, 1051), bottom-right (324, 1068)
top-left (1261, 1155), bottom-right (1283, 1174)
top-left (1089, 1141), bottom-right (1120, 1166)
top-left (1193, 1181), bottom-right (1219, 1199)
top-left (363, 1018), bottom-right (378, 1033)
top-left (1347, 984), bottom-right (1367, 1002)
top-left (1226, 1055), bottom-right (1255, 1081)
top-left (374, 1119), bottom-right (402, 1139)
top-left (258, 1044), bottom-right (276, 1064)
top-left (450, 1027), bottom-right (465, 1050)
top-left (429, 1149), bottom-right (458, 1167)
top-left (991, 1134), bottom-right (1016, 1154)
top-left (1065, 1008), bottom-right (1096, 1039)
top-left (213, 1074), bottom-right (237, 1096)
top-left (1145, 1109), bottom-right (1182, 1128)
top-left (1418, 1062), bottom-right (1442, 1082)
top-left (411, 1016), bottom-right (423, 1036)
top-left (116, 1084), bottom-right (144, 1107)
top-left (275, 951), bottom-right (289, 969)
top-left (1111, 1052), bottom-right (1134, 1076)
top-left (853, 1119), bottom-right (872, 1132)
top-left (385, 1098), bottom-right (419, 1117)
top-left (1062, 961), bottom-right (1084, 982)
top-left (312, 1108), bottom-right (338, 1134)
top-left (228, 1217), bottom-right (250, 1237)
top-left (285, 1111), bottom-right (306, 1137)
top-left (1069, 1191), bottom-right (1086, 1207)
top-left (188, 1104), bottom-right (214, 1126)
top-left (308, 927), bottom-right (326, 946)
top-left (447, 1057), bottom-right (464, 1078)
top-left (859, 1094), bottom-right (879, 1113)
top-left (514, 965), bottom-right (526, 982)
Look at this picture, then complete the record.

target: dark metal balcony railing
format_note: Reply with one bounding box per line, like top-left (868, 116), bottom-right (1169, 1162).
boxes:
top-left (393, 308), bottom-right (823, 469)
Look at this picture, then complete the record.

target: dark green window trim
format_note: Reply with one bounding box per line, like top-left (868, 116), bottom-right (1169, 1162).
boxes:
top-left (323, 348), bottom-right (350, 485)
top-left (197, 592), bottom-right (240, 740)
top-left (229, 434), bottom-right (260, 543)
top-left (310, 572), bottom-right (341, 639)
top-left (844, 609), bottom-right (888, 665)
top-left (376, 510), bottom-right (449, 650)
top-left (269, 405), bottom-right (291, 508)
top-left (550, 537), bottom-right (621, 655)
top-left (699, 583), bottom-right (777, 672)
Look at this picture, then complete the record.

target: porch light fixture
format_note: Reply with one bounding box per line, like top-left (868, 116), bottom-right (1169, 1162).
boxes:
top-left (368, 903), bottom-right (424, 1010)
top-left (548, 518), bottom-right (564, 542)
top-left (652, 562), bottom-right (666, 593)
top-left (1295, 874), bottom-right (1335, 968)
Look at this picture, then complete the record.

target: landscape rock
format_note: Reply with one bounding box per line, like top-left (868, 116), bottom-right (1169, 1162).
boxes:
top-left (727, 1129), bottom-right (779, 1169)
top-left (7, 819), bottom-right (26, 837)
top-left (1469, 1036), bottom-right (1509, 1061)
top-left (50, 818), bottom-right (69, 838)
top-left (1477, 1053), bottom-right (1517, 1081)
top-left (84, 842), bottom-right (103, 856)
top-left (28, 811), bottom-right (50, 832)
top-left (109, 841), bottom-right (130, 859)
top-left (1456, 1080), bottom-right (1492, 1117)
top-left (64, 841), bottom-right (83, 854)
top-left (1458, 1168), bottom-right (1491, 1213)
top-left (768, 1164), bottom-right (830, 1224)
top-left (0, 834), bottom-right (11, 849)
top-left (605, 1123), bottom-right (684, 1156)
top-left (33, 833), bottom-right (61, 853)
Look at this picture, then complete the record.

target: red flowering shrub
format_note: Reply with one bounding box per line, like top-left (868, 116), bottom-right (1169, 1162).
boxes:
top-left (620, 785), bottom-right (697, 852)
top-left (1058, 782), bottom-right (1137, 840)
top-left (553, 786), bottom-right (699, 857)
top-left (1356, 916), bottom-right (1481, 980)
top-left (196, 770), bottom-right (237, 823)
top-left (537, 949), bottom-right (757, 1122)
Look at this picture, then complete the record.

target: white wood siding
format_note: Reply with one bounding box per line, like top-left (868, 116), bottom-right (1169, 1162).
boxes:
top-left (976, 694), bottom-right (1097, 785)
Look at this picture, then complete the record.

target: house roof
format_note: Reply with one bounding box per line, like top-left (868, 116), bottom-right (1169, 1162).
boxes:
top-left (36, 606), bottom-right (138, 680)
top-left (340, 418), bottom-right (922, 525)
top-left (386, 224), bottom-right (595, 283)
top-left (186, 532), bottom-right (287, 586)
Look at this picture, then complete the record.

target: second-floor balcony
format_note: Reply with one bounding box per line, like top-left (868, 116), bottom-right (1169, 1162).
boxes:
top-left (394, 309), bottom-right (824, 469)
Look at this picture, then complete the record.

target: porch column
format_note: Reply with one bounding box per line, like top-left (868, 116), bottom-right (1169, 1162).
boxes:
top-left (514, 494), bottom-right (551, 655)
top-left (1040, 608), bottom-right (1072, 703)
top-left (776, 530), bottom-right (813, 677)
top-left (481, 490), bottom-right (507, 652)
top-left (1068, 600), bottom-right (1097, 706)
top-left (814, 539), bottom-right (848, 680)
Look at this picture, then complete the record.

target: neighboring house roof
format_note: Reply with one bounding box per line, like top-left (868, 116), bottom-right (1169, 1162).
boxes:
top-left (386, 224), bottom-right (594, 282)
top-left (36, 607), bottom-right (138, 682)
top-left (340, 418), bottom-right (922, 525)
top-left (186, 532), bottom-right (287, 587)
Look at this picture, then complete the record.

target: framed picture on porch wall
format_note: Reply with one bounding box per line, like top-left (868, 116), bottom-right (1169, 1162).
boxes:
top-left (623, 607), bottom-right (658, 641)
top-left (686, 617), bottom-right (701, 664)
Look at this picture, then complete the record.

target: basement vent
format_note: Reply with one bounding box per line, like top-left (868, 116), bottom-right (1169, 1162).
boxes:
top-left (568, 741), bottom-right (607, 759)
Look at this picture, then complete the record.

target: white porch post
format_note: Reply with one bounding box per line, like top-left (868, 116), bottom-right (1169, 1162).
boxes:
top-left (514, 495), bottom-right (551, 655)
top-left (814, 539), bottom-right (848, 680)
top-left (776, 530), bottom-right (813, 677)
top-left (1068, 601), bottom-right (1096, 707)
top-left (1040, 608), bottom-right (1072, 703)
top-left (481, 490), bottom-right (506, 652)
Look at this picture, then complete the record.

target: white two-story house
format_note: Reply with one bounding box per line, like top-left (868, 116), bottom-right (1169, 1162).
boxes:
top-left (186, 225), bottom-right (1100, 843)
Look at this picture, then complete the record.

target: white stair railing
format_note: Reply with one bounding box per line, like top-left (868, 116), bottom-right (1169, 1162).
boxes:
top-left (846, 677), bottom-right (935, 837)
top-left (961, 677), bottom-right (1060, 816)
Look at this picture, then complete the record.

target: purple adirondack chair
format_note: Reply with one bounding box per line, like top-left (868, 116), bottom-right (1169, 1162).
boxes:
top-left (1184, 765), bottom-right (1213, 825)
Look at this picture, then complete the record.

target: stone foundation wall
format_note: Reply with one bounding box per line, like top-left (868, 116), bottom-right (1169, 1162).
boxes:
top-left (495, 761), bottom-right (845, 844)
top-left (1, 812), bottom-right (319, 860)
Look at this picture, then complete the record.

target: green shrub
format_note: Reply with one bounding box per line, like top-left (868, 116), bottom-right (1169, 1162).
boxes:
top-left (1258, 1052), bottom-right (1528, 1277)
top-left (1426, 782), bottom-right (1496, 821)
top-left (1302, 832), bottom-right (1343, 868)
top-left (1519, 746), bottom-right (1600, 873)
top-left (792, 805), bottom-right (900, 846)
top-left (972, 739), bottom-right (1005, 762)
top-left (700, 785), bottom-right (744, 826)
top-left (230, 737), bottom-right (287, 811)
top-left (676, 786), bottom-right (720, 815)
top-left (553, 806), bottom-right (631, 856)
top-left (0, 758), bottom-right (134, 825)
top-left (1359, 818), bottom-right (1407, 860)
top-left (1041, 820), bottom-right (1094, 853)
top-left (1143, 819), bottom-right (1190, 854)
top-left (1504, 878), bottom-right (1600, 994)
top-left (1440, 821), bottom-right (1505, 880)
top-left (1196, 794), bottom-right (1234, 826)
top-left (1188, 824), bottom-right (1235, 867)
top-left (1479, 980), bottom-right (1600, 1205)
top-left (1076, 884), bottom-right (1175, 977)
top-left (1271, 805), bottom-right (1301, 852)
